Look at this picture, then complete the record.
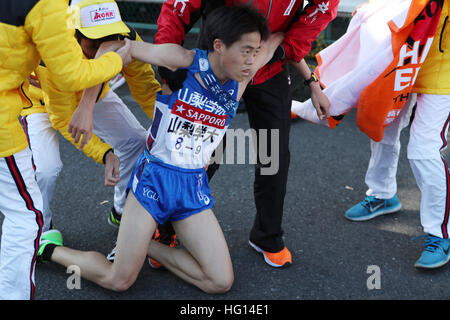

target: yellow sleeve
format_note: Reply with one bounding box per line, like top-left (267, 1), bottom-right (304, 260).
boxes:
top-left (57, 121), bottom-right (112, 164)
top-left (37, 66), bottom-right (78, 130)
top-left (122, 33), bottom-right (161, 120)
top-left (24, 0), bottom-right (123, 92)
top-left (39, 66), bottom-right (112, 164)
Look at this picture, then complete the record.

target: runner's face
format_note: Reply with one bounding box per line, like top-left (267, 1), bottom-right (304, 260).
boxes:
top-left (219, 31), bottom-right (262, 82)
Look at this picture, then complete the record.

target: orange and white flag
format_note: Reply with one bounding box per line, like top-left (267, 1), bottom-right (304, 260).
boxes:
top-left (292, 0), bottom-right (442, 141)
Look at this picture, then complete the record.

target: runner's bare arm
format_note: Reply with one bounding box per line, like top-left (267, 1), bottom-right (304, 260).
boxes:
top-left (130, 41), bottom-right (195, 71)
top-left (96, 40), bottom-right (132, 67)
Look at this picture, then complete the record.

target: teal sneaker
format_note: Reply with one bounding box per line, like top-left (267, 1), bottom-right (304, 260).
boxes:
top-left (415, 235), bottom-right (450, 269)
top-left (345, 194), bottom-right (402, 221)
top-left (38, 230), bottom-right (63, 263)
top-left (108, 207), bottom-right (121, 228)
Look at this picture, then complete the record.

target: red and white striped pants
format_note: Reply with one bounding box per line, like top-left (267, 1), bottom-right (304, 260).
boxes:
top-left (0, 147), bottom-right (43, 300)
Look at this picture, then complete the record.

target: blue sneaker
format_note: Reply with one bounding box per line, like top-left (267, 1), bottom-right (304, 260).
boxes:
top-left (415, 235), bottom-right (450, 269)
top-left (345, 194), bottom-right (402, 221)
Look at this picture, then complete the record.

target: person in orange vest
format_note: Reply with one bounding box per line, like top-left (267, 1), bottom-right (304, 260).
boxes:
top-left (346, 0), bottom-right (450, 269)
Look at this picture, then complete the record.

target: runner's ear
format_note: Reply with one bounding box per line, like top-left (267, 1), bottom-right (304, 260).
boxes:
top-left (212, 39), bottom-right (224, 54)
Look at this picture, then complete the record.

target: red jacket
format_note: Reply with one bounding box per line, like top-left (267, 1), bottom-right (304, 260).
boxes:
top-left (155, 0), bottom-right (339, 85)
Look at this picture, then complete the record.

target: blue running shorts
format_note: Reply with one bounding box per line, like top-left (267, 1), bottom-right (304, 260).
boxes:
top-left (127, 152), bottom-right (214, 225)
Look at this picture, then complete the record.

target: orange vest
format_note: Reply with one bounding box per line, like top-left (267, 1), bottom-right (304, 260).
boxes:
top-left (356, 0), bottom-right (443, 142)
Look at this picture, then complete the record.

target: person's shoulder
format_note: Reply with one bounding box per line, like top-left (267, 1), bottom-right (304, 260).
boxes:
top-left (183, 48), bottom-right (205, 73)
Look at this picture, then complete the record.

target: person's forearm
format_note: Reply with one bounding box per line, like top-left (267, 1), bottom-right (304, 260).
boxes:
top-left (68, 84), bottom-right (102, 150)
top-left (79, 84), bottom-right (102, 110)
top-left (288, 59), bottom-right (313, 81)
top-left (289, 59), bottom-right (323, 93)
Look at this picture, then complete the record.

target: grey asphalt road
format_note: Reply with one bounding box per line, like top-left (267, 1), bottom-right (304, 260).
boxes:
top-left (23, 80), bottom-right (449, 301)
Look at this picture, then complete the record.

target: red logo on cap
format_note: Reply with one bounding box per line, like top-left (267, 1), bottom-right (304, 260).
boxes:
top-left (91, 9), bottom-right (115, 22)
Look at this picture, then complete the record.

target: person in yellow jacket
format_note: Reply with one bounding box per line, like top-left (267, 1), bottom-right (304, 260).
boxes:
top-left (345, 0), bottom-right (450, 269)
top-left (22, 0), bottom-right (161, 235)
top-left (0, 0), bottom-right (130, 300)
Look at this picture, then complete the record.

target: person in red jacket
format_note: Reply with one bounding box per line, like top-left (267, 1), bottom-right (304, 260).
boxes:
top-left (155, 0), bottom-right (339, 267)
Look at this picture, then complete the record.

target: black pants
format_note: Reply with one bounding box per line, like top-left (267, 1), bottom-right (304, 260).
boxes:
top-left (243, 70), bottom-right (292, 252)
top-left (160, 70), bottom-right (292, 253)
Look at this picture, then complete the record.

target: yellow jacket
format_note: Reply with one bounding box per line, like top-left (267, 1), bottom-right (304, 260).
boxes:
top-left (0, 0), bottom-right (123, 157)
top-left (414, 0), bottom-right (450, 94)
top-left (23, 30), bottom-right (161, 164)
top-left (25, 66), bottom-right (113, 163)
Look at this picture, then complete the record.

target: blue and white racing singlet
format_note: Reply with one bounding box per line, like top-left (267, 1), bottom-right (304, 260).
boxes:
top-left (147, 49), bottom-right (239, 169)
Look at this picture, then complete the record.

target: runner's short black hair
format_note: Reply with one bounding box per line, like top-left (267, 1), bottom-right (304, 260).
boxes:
top-left (201, 5), bottom-right (270, 51)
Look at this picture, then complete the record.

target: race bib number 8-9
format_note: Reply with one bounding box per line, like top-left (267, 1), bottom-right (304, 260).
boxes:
top-left (165, 100), bottom-right (226, 163)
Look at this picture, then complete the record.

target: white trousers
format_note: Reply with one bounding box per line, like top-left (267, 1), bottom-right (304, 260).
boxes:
top-left (0, 148), bottom-right (44, 300)
top-left (92, 90), bottom-right (147, 213)
top-left (21, 113), bottom-right (62, 232)
top-left (24, 90), bottom-right (147, 232)
top-left (365, 94), bottom-right (416, 199)
top-left (365, 93), bottom-right (450, 238)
